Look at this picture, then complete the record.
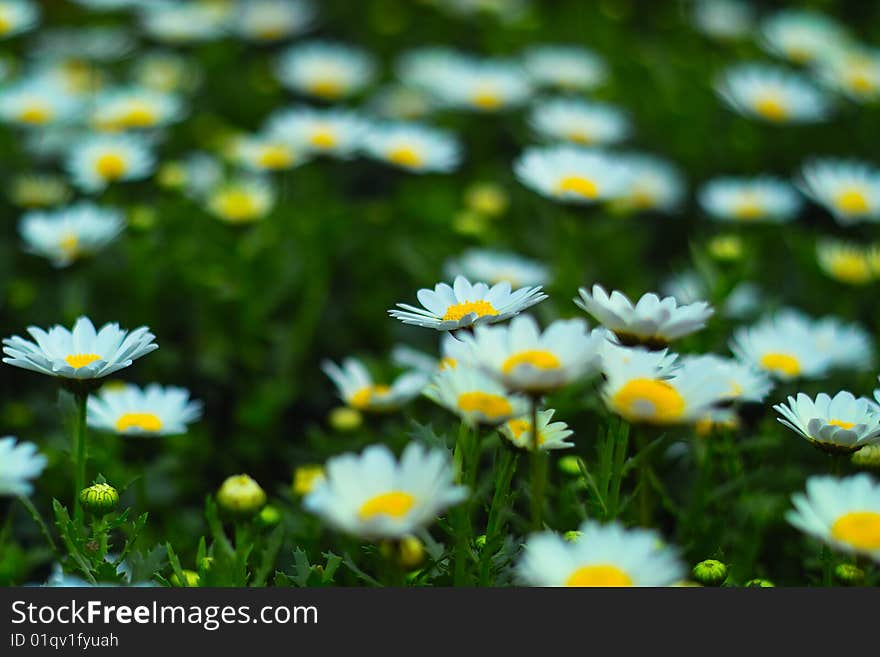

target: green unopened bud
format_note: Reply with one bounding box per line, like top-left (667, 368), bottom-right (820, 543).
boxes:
top-left (743, 578), bottom-right (774, 588)
top-left (329, 406), bottom-right (362, 432)
top-left (558, 455), bottom-right (582, 476)
top-left (217, 474), bottom-right (266, 516)
top-left (170, 570), bottom-right (200, 587)
top-left (692, 559), bottom-right (728, 586)
top-left (79, 483), bottom-right (119, 515)
top-left (198, 557), bottom-right (214, 573)
top-left (563, 530), bottom-right (582, 543)
top-left (474, 534), bottom-right (487, 550)
top-left (835, 563), bottom-right (865, 585)
top-left (852, 444), bottom-right (880, 469)
top-left (256, 504), bottom-right (281, 528)
top-left (397, 536), bottom-right (425, 569)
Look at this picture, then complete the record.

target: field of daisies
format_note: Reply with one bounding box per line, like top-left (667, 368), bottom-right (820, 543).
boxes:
top-left (2, 0), bottom-right (880, 589)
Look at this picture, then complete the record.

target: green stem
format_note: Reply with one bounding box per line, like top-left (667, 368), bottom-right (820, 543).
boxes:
top-left (72, 391), bottom-right (89, 523)
top-left (636, 430), bottom-right (653, 527)
top-left (529, 397), bottom-right (547, 531)
top-left (452, 421), bottom-right (474, 586)
top-left (18, 496), bottom-right (59, 558)
top-left (479, 449), bottom-right (518, 586)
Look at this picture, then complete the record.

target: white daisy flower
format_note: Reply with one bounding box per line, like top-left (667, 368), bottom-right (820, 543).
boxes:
top-left (391, 333), bottom-right (476, 375)
top-left (444, 249), bottom-right (550, 288)
top-left (798, 159), bottom-right (880, 225)
top-left (232, 134), bottom-right (310, 172)
top-left (33, 26), bottom-right (136, 62)
top-left (469, 314), bottom-right (603, 393)
top-left (362, 121), bottom-right (461, 173)
top-left (816, 47), bottom-right (880, 103)
top-left (204, 176), bottom-right (275, 224)
top-left (522, 45), bottom-right (607, 91)
top-left (266, 106), bottom-right (368, 158)
top-left (814, 315), bottom-right (874, 372)
top-left (759, 10), bottom-right (850, 65)
top-left (0, 80), bottom-right (81, 127)
top-left (389, 275), bottom-right (546, 331)
top-left (133, 51), bottom-right (202, 94)
top-left (528, 97), bottom-right (630, 146)
top-left (65, 133), bottom-right (156, 193)
top-left (90, 87), bottom-right (185, 132)
top-left (698, 176), bottom-right (802, 223)
top-left (610, 153), bottom-right (686, 213)
top-left (425, 365), bottom-right (528, 426)
top-left (788, 474), bottom-right (880, 562)
top-left (775, 391), bottom-right (880, 454)
top-left (680, 354), bottom-right (774, 403)
top-left (692, 0), bottom-right (754, 41)
top-left (716, 63), bottom-right (830, 123)
top-left (20, 202), bottom-right (124, 267)
top-left (87, 383), bottom-right (203, 437)
top-left (0, 436), bottom-right (47, 497)
top-left (322, 357), bottom-right (427, 412)
top-left (501, 408), bottom-right (574, 451)
top-left (303, 442), bottom-right (467, 540)
top-left (366, 84), bottom-right (435, 121)
top-left (276, 41), bottom-right (376, 101)
top-left (0, 0), bottom-right (38, 39)
top-left (518, 520), bottom-right (684, 586)
top-left (3, 316), bottom-right (158, 381)
top-left (139, 1), bottom-right (229, 44)
top-left (234, 0), bottom-right (316, 42)
top-left (817, 238), bottom-right (875, 285)
top-left (514, 145), bottom-right (632, 204)
top-left (575, 284), bottom-right (713, 348)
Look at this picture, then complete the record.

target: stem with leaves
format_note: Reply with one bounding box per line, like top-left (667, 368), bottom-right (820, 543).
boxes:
top-left (72, 391), bottom-right (89, 522)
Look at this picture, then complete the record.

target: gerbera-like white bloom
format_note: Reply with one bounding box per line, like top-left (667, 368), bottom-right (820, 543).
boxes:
top-left (514, 145), bottom-right (632, 204)
top-left (0, 0), bottom-right (38, 39)
top-left (90, 87), bottom-right (185, 132)
top-left (266, 106), bottom-right (368, 158)
top-left (303, 442), bottom-right (467, 540)
top-left (444, 249), bottom-right (550, 288)
top-left (759, 10), bottom-right (850, 65)
top-left (204, 176), bottom-right (275, 224)
top-left (716, 64), bottom-right (830, 123)
top-left (692, 0), bottom-right (754, 41)
top-left (501, 408), bottom-right (574, 451)
top-left (0, 436), bottom-right (47, 497)
top-left (0, 81), bottom-right (80, 127)
top-left (816, 47), bottom-right (880, 103)
top-left (729, 311), bottom-right (833, 381)
top-left (698, 176), bottom-right (802, 223)
top-left (276, 41), bottom-right (376, 101)
top-left (87, 383), bottom-right (202, 437)
top-left (528, 98), bottom-right (630, 146)
top-left (798, 159), bottom-right (880, 225)
top-left (575, 284), bottom-right (713, 348)
top-left (601, 351), bottom-right (728, 425)
top-left (469, 314), bottom-right (603, 393)
top-left (680, 354), bottom-right (773, 403)
top-left (20, 202), bottom-right (124, 267)
top-left (139, 1), bottom-right (229, 44)
top-left (322, 357), bottom-right (427, 412)
top-left (232, 134), bottom-right (309, 172)
top-left (610, 153), bottom-right (685, 213)
top-left (522, 45), bottom-right (606, 91)
top-left (425, 366), bottom-right (528, 425)
top-left (233, 0), bottom-right (316, 42)
top-left (817, 239), bottom-right (875, 286)
top-left (3, 316), bottom-right (158, 381)
top-left (775, 392), bottom-right (880, 454)
top-left (65, 133), bottom-right (156, 193)
top-left (133, 51), bottom-right (202, 94)
top-left (389, 275), bottom-right (546, 331)
top-left (814, 315), bottom-right (874, 372)
top-left (788, 474), bottom-right (880, 562)
top-left (518, 520), bottom-right (684, 587)
top-left (362, 121), bottom-right (461, 173)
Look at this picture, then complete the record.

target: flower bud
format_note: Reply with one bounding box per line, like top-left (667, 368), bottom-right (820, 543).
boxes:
top-left (256, 504), bottom-right (282, 528)
top-left (397, 536), bottom-right (425, 569)
top-left (692, 559), bottom-right (728, 586)
top-left (329, 406), bottom-right (362, 432)
top-left (170, 570), bottom-right (200, 587)
top-left (708, 234), bottom-right (743, 261)
top-left (558, 455), bottom-right (582, 476)
top-left (834, 563), bottom-right (864, 585)
top-left (464, 183), bottom-right (508, 217)
top-left (563, 530), bottom-right (582, 543)
top-left (292, 465), bottom-right (325, 496)
top-left (217, 474), bottom-right (266, 516)
top-left (78, 483), bottom-right (119, 515)
top-left (743, 578), bottom-right (774, 588)
top-left (852, 444), bottom-right (880, 469)
top-left (474, 534), bottom-right (487, 550)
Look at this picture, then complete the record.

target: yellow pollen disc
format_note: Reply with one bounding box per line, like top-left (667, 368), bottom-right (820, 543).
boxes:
top-left (831, 511), bottom-right (880, 550)
top-left (557, 175), bottom-right (599, 199)
top-left (0, 15), bottom-right (9, 35)
top-left (828, 253), bottom-right (872, 285)
top-left (256, 26), bottom-right (284, 40)
top-left (834, 189), bottom-right (870, 215)
top-left (472, 90), bottom-right (502, 109)
top-left (630, 190), bottom-right (656, 209)
top-left (358, 491), bottom-right (415, 520)
top-left (506, 418), bottom-right (530, 439)
top-left (65, 353), bottom-right (101, 369)
top-left (120, 103), bottom-right (158, 128)
top-left (732, 197), bottom-right (764, 220)
top-left (59, 233), bottom-right (79, 256)
top-left (754, 95), bottom-right (788, 121)
top-left (214, 190), bottom-right (259, 222)
top-left (95, 153), bottom-right (128, 180)
top-left (786, 46), bottom-right (812, 64)
top-left (387, 146), bottom-right (423, 168)
top-left (18, 105), bottom-right (51, 125)
top-left (308, 79), bottom-right (344, 99)
top-left (501, 349), bottom-right (561, 374)
top-left (565, 564), bottom-right (633, 587)
top-left (115, 412), bottom-right (163, 433)
top-left (457, 391), bottom-right (513, 421)
top-left (759, 352), bottom-right (801, 377)
top-left (441, 300), bottom-right (498, 322)
top-left (349, 384), bottom-right (391, 410)
top-left (256, 145), bottom-right (294, 169)
top-left (611, 378), bottom-right (686, 423)
top-left (566, 130), bottom-right (593, 145)
top-left (309, 129), bottom-right (337, 149)
top-left (828, 418), bottom-right (855, 430)
top-left (439, 357), bottom-right (457, 371)
top-left (848, 71), bottom-right (875, 93)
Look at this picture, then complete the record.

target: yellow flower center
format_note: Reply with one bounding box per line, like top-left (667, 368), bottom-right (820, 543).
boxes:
top-left (95, 153), bottom-right (128, 180)
top-left (255, 26), bottom-right (285, 40)
top-left (565, 564), bottom-right (633, 587)
top-left (457, 391), bottom-right (513, 421)
top-left (65, 353), bottom-right (101, 369)
top-left (358, 491), bottom-right (415, 520)
top-left (120, 102), bottom-right (159, 128)
top-left (759, 352), bottom-right (801, 377)
top-left (754, 95), bottom-right (788, 121)
top-left (506, 418), bottom-right (546, 446)
top-left (611, 378), bottom-right (686, 423)
top-left (834, 189), bottom-right (870, 215)
top-left (387, 146), bottom-right (423, 168)
top-left (349, 384), bottom-right (391, 410)
top-left (309, 128), bottom-right (337, 149)
top-left (439, 357), bottom-right (457, 371)
top-left (830, 511), bottom-right (880, 550)
top-left (566, 130), bottom-right (593, 145)
top-left (732, 196), bottom-right (764, 220)
top-left (115, 412), bottom-right (163, 433)
top-left (847, 70), bottom-right (875, 93)
top-left (441, 300), bottom-right (498, 322)
top-left (59, 233), bottom-right (79, 256)
top-left (256, 145), bottom-right (294, 169)
top-left (307, 79), bottom-right (344, 99)
top-left (557, 175), bottom-right (598, 199)
top-left (828, 253), bottom-right (872, 285)
top-left (213, 190), bottom-right (260, 222)
top-left (828, 419), bottom-right (855, 430)
top-left (0, 14), bottom-right (9, 35)
top-left (501, 350), bottom-right (561, 374)
top-left (472, 90), bottom-right (502, 109)
top-left (18, 104), bottom-right (52, 125)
